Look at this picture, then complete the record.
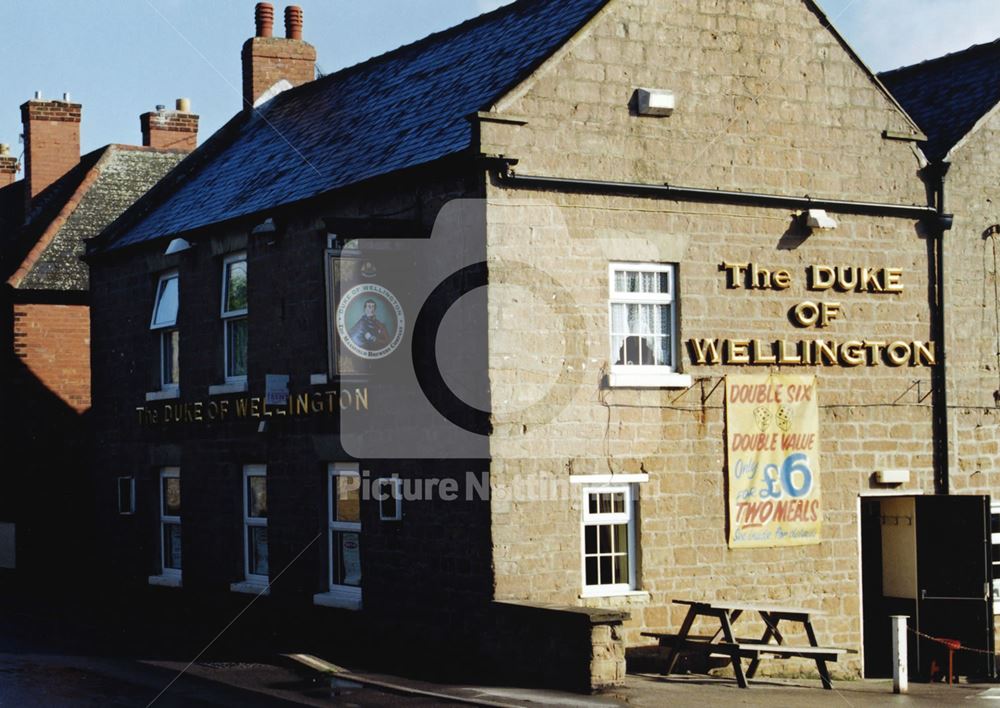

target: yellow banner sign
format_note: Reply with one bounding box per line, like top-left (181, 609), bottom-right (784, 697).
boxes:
top-left (726, 374), bottom-right (821, 548)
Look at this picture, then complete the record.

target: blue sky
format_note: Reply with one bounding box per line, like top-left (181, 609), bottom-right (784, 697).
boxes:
top-left (0, 0), bottom-right (997, 159)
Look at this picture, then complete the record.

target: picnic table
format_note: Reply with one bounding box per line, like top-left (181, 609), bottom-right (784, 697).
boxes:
top-left (641, 599), bottom-right (853, 689)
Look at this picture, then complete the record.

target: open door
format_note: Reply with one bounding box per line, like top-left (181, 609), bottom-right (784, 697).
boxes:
top-left (915, 495), bottom-right (994, 680)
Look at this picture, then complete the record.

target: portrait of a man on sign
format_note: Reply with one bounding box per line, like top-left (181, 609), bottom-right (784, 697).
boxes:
top-left (350, 298), bottom-right (391, 351)
top-left (336, 283), bottom-right (405, 360)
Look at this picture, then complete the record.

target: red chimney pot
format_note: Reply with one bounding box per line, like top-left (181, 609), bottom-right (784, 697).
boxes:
top-left (285, 5), bottom-right (303, 40)
top-left (255, 2), bottom-right (274, 38)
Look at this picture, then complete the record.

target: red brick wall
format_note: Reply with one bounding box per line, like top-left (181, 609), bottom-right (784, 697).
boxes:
top-left (21, 100), bottom-right (81, 201)
top-left (13, 304), bottom-right (91, 412)
top-left (241, 37), bottom-right (316, 107)
top-left (140, 111), bottom-right (199, 151)
top-left (0, 156), bottom-right (17, 187)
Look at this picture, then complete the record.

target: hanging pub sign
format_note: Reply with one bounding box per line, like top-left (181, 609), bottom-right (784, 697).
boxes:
top-left (336, 283), bottom-right (405, 360)
top-left (726, 373), bottom-right (822, 548)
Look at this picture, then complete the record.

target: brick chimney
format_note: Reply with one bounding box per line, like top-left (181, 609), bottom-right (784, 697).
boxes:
top-left (241, 3), bottom-right (316, 109)
top-left (0, 144), bottom-right (17, 188)
top-left (140, 98), bottom-right (199, 151)
top-left (21, 93), bottom-right (81, 207)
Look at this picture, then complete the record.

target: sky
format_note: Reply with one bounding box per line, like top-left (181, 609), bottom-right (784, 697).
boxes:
top-left (0, 0), bottom-right (997, 161)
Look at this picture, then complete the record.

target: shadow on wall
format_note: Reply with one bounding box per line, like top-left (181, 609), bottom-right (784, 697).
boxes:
top-left (0, 288), bottom-right (94, 590)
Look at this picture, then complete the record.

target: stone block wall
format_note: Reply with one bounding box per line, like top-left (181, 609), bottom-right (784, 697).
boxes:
top-left (939, 109), bottom-right (1000, 497)
top-left (479, 0), bottom-right (938, 677)
top-left (485, 601), bottom-right (629, 691)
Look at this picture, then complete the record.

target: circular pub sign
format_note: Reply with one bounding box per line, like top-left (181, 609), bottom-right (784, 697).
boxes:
top-left (336, 283), bottom-right (405, 359)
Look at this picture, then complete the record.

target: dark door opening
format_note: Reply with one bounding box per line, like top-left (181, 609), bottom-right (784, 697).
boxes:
top-left (915, 495), bottom-right (994, 680)
top-left (860, 495), bottom-right (995, 681)
top-left (860, 496), bottom-right (917, 678)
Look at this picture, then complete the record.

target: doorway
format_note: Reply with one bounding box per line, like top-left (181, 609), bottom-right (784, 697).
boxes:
top-left (860, 494), bottom-right (994, 680)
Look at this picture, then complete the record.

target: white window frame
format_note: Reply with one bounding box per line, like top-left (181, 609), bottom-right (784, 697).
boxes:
top-left (221, 252), bottom-right (248, 385)
top-left (240, 464), bottom-right (268, 588)
top-left (580, 484), bottom-right (638, 598)
top-left (991, 502), bottom-right (1000, 615)
top-left (314, 463), bottom-right (362, 609)
top-left (149, 467), bottom-right (182, 587)
top-left (607, 262), bottom-right (690, 389)
top-left (150, 270), bottom-right (179, 394)
top-left (117, 476), bottom-right (135, 515)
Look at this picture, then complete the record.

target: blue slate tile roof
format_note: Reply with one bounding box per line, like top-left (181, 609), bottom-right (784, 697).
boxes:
top-left (879, 39), bottom-right (1000, 161)
top-left (98, 0), bottom-right (610, 252)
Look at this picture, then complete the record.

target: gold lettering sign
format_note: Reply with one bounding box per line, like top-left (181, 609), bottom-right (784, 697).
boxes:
top-left (136, 388), bottom-right (370, 426)
top-left (689, 262), bottom-right (932, 368)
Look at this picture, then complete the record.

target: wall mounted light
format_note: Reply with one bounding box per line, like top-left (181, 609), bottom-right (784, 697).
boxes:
top-left (875, 469), bottom-right (910, 485)
top-left (635, 88), bottom-right (675, 117)
top-left (251, 217), bottom-right (276, 235)
top-left (164, 237), bottom-right (192, 255)
top-left (804, 209), bottom-right (838, 230)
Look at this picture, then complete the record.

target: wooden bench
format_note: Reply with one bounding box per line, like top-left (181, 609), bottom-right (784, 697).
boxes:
top-left (646, 600), bottom-right (854, 689)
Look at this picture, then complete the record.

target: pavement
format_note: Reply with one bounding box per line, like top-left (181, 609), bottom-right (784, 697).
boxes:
top-left (280, 654), bottom-right (1000, 707)
top-left (1, 575), bottom-right (997, 706)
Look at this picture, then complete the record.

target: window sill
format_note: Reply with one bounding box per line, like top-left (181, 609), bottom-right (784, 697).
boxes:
top-left (313, 590), bottom-right (362, 610)
top-left (148, 573), bottom-right (182, 588)
top-left (580, 589), bottom-right (649, 600)
top-left (608, 371), bottom-right (692, 389)
top-left (145, 388), bottom-right (180, 402)
top-left (230, 580), bottom-right (270, 596)
top-left (209, 381), bottom-right (248, 396)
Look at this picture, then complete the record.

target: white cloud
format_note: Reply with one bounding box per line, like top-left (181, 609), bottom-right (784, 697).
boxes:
top-left (820, 0), bottom-right (1000, 71)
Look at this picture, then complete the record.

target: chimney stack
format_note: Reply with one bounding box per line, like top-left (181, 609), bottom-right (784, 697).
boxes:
top-left (242, 3), bottom-right (316, 109)
top-left (0, 144), bottom-right (18, 188)
top-left (140, 98), bottom-right (199, 151)
top-left (21, 93), bottom-right (81, 210)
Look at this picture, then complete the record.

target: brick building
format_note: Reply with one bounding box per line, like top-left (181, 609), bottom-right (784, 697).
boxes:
top-left (85, 0), bottom-right (995, 688)
top-left (0, 95), bottom-right (197, 579)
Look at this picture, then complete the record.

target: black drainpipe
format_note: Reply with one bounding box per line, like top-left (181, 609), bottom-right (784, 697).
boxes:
top-left (493, 165), bottom-right (939, 219)
top-left (927, 162), bottom-right (954, 495)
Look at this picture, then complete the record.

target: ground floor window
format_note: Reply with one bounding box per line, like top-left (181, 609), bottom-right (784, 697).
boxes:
top-left (243, 465), bottom-right (268, 585)
top-left (581, 484), bottom-right (637, 597)
top-left (117, 476), bottom-right (135, 515)
top-left (160, 468), bottom-right (181, 576)
top-left (314, 463), bottom-right (362, 609)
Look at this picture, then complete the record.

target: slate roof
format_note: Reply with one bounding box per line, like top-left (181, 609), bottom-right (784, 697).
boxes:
top-left (880, 39), bottom-right (1000, 161)
top-left (2, 146), bottom-right (186, 291)
top-left (97, 0), bottom-right (610, 253)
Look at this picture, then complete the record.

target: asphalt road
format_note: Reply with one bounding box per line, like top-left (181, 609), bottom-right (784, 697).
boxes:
top-left (0, 601), bottom-right (465, 707)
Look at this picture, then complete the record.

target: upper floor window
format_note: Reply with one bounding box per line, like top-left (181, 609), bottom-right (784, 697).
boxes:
top-left (221, 253), bottom-right (248, 383)
top-left (608, 263), bottom-right (689, 388)
top-left (150, 271), bottom-right (179, 390)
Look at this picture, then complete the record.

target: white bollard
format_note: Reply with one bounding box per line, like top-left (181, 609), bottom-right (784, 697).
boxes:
top-left (891, 615), bottom-right (908, 694)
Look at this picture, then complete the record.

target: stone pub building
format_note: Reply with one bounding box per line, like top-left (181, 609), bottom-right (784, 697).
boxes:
top-left (86, 0), bottom-right (997, 688)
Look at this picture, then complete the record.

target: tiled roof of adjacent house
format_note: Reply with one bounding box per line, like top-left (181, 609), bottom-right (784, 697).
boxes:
top-left (880, 39), bottom-right (1000, 161)
top-left (2, 146), bottom-right (186, 291)
top-left (96, 0), bottom-right (610, 252)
